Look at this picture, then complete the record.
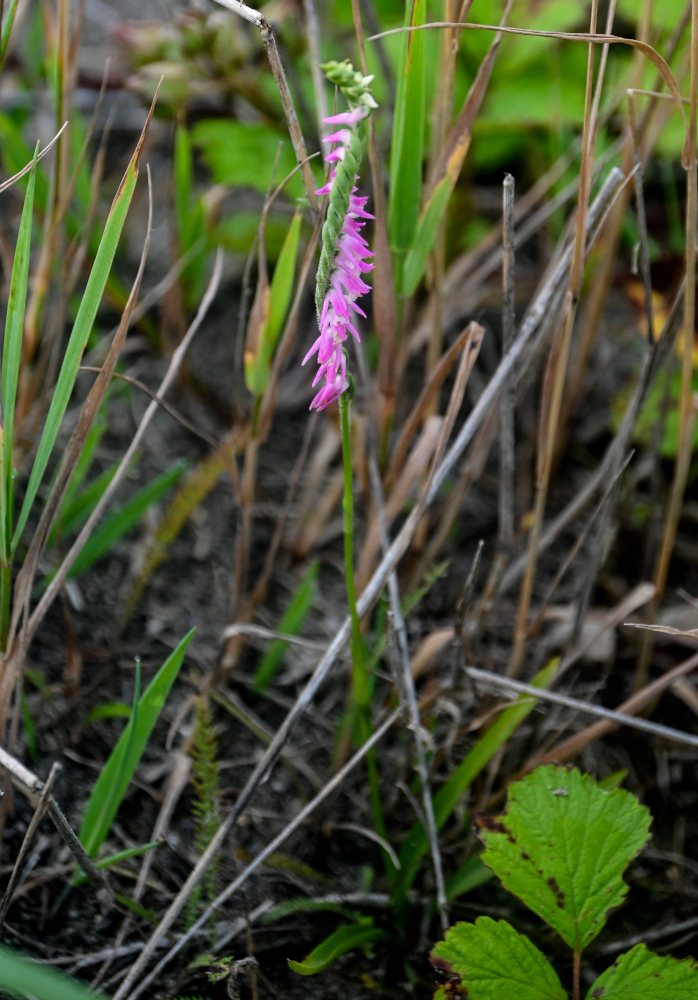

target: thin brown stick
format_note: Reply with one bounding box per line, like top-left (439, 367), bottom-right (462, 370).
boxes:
top-left (0, 760), bottom-right (59, 927)
top-left (0, 746), bottom-right (113, 902)
top-left (212, 0), bottom-right (318, 215)
top-left (499, 173), bottom-right (516, 552)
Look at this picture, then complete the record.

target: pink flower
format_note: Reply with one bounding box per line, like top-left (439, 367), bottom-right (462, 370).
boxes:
top-left (303, 112), bottom-right (373, 411)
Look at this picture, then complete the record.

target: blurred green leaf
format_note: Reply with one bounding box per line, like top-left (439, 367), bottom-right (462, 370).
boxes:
top-left (0, 943), bottom-right (110, 1000)
top-left (288, 918), bottom-right (389, 976)
top-left (254, 561), bottom-right (318, 692)
top-left (445, 856), bottom-right (492, 901)
top-left (192, 119), bottom-right (305, 197)
top-left (66, 459), bottom-right (187, 579)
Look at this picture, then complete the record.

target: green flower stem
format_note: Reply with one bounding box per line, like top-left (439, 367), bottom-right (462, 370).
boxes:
top-left (338, 391), bottom-right (395, 882)
top-left (338, 390), bottom-right (362, 679)
top-left (0, 559), bottom-right (11, 653)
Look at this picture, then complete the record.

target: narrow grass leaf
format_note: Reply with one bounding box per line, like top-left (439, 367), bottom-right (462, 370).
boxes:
top-left (288, 919), bottom-right (389, 976)
top-left (254, 562), bottom-right (318, 692)
top-left (1, 148), bottom-right (37, 558)
top-left (65, 459), bottom-right (187, 579)
top-left (0, 0), bottom-right (19, 72)
top-left (71, 840), bottom-right (164, 887)
top-left (396, 658), bottom-right (558, 897)
top-left (12, 145), bottom-right (141, 551)
top-left (402, 11), bottom-right (508, 296)
top-left (245, 210), bottom-right (301, 395)
top-left (51, 460), bottom-right (120, 545)
top-left (387, 0), bottom-right (426, 260)
top-left (56, 408), bottom-right (108, 519)
top-left (0, 943), bottom-right (109, 1000)
top-left (476, 765), bottom-right (652, 951)
top-left (78, 628), bottom-right (195, 859)
top-left (431, 917), bottom-right (566, 1000)
top-left (587, 943), bottom-right (698, 999)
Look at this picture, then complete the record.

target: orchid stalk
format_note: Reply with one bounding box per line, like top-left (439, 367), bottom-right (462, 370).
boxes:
top-left (304, 63), bottom-right (393, 876)
top-left (302, 60), bottom-right (376, 411)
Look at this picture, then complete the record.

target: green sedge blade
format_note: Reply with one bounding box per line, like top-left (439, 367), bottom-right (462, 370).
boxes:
top-left (254, 561), bottom-right (318, 692)
top-left (1, 145), bottom-right (36, 563)
top-left (65, 459), bottom-right (187, 579)
top-left (0, 943), bottom-right (110, 1000)
top-left (12, 116), bottom-right (150, 552)
top-left (388, 0), bottom-right (426, 262)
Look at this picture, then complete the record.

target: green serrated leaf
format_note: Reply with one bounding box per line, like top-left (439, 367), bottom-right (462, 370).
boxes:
top-left (288, 919), bottom-right (389, 976)
top-left (431, 917), bottom-right (566, 1000)
top-left (587, 943), bottom-right (698, 999)
top-left (477, 765), bottom-right (652, 952)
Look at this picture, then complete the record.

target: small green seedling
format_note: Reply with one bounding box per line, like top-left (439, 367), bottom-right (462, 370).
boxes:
top-left (431, 765), bottom-right (698, 1000)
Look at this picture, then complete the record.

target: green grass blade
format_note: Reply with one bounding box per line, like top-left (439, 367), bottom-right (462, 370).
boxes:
top-left (0, 146), bottom-right (37, 647)
top-left (51, 461), bottom-right (119, 545)
top-left (387, 0), bottom-right (426, 263)
top-left (396, 658), bottom-right (558, 899)
top-left (58, 407), bottom-right (108, 516)
top-left (71, 839), bottom-right (163, 887)
top-left (245, 209), bottom-right (302, 396)
top-left (1, 147), bottom-right (37, 557)
top-left (0, 0), bottom-right (20, 73)
top-left (0, 943), bottom-right (109, 1000)
top-left (254, 561), bottom-right (318, 692)
top-left (65, 459), bottom-right (187, 579)
top-left (78, 628), bottom-right (195, 858)
top-left (12, 150), bottom-right (141, 551)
